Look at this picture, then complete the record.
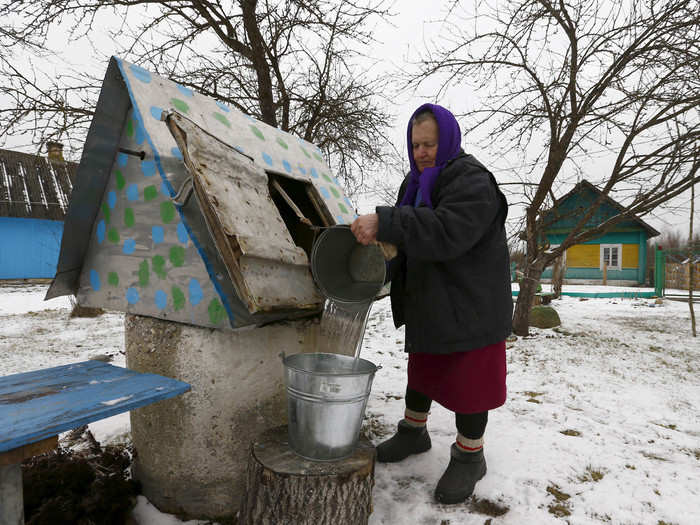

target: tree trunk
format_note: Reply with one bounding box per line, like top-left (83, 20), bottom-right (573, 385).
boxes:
top-left (689, 181), bottom-right (696, 337)
top-left (238, 426), bottom-right (376, 525)
top-left (552, 255), bottom-right (566, 299)
top-left (513, 267), bottom-right (543, 336)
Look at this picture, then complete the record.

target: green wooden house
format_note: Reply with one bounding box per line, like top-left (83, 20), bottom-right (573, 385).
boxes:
top-left (541, 180), bottom-right (659, 285)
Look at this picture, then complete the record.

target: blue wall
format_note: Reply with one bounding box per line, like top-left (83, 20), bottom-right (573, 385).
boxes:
top-left (0, 217), bottom-right (64, 279)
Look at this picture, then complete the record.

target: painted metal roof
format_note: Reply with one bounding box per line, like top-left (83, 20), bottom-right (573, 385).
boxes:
top-left (48, 57), bottom-right (356, 330)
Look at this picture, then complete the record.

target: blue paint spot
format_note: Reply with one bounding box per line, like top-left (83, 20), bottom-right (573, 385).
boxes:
top-left (333, 176), bottom-right (341, 186)
top-left (141, 160), bottom-right (156, 177)
top-left (129, 64), bottom-right (152, 83)
top-left (176, 222), bottom-right (189, 244)
top-left (216, 101), bottom-right (230, 112)
top-left (89, 269), bottom-right (100, 291)
top-left (134, 122), bottom-right (146, 145)
top-left (234, 145), bottom-right (244, 154)
top-left (117, 153), bottom-right (128, 167)
top-left (297, 165), bottom-right (307, 175)
top-left (126, 184), bottom-right (139, 201)
top-left (353, 214), bottom-right (359, 220)
top-left (320, 186), bottom-right (330, 199)
top-left (262, 152), bottom-right (273, 166)
top-left (344, 197), bottom-right (353, 207)
top-left (150, 106), bottom-right (165, 120)
top-left (176, 84), bottom-right (194, 97)
top-left (123, 238), bottom-right (136, 254)
top-left (107, 191), bottom-right (117, 209)
top-left (161, 181), bottom-right (172, 197)
top-left (336, 215), bottom-right (345, 224)
top-left (155, 289), bottom-right (168, 310)
top-left (171, 146), bottom-right (183, 160)
top-left (97, 220), bottom-right (106, 243)
top-left (126, 287), bottom-right (140, 304)
top-left (188, 278), bottom-right (203, 306)
top-left (310, 168), bottom-right (319, 179)
top-left (152, 225), bottom-right (165, 244)
top-left (282, 160), bottom-right (292, 173)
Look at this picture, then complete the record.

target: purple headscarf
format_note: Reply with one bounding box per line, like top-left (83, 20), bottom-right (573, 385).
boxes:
top-left (399, 103), bottom-right (462, 209)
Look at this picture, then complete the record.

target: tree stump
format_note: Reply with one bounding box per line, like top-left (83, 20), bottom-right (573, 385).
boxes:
top-left (238, 425), bottom-right (376, 525)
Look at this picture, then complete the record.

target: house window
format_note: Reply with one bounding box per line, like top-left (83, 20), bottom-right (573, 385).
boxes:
top-left (600, 244), bottom-right (621, 270)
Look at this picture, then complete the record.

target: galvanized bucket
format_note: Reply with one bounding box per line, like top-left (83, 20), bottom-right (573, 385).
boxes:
top-left (310, 225), bottom-right (385, 303)
top-left (282, 352), bottom-right (379, 460)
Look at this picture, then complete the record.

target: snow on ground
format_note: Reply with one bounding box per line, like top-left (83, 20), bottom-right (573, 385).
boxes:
top-left (1, 282), bottom-right (698, 524)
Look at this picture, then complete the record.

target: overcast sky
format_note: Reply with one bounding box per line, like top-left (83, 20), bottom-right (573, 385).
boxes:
top-left (2, 1), bottom-right (696, 236)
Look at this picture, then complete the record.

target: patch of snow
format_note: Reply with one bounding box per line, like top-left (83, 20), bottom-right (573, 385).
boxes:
top-left (101, 395), bottom-right (133, 406)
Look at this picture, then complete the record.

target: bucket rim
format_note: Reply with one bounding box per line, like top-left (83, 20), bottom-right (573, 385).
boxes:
top-left (310, 225), bottom-right (385, 304)
top-left (283, 352), bottom-right (378, 376)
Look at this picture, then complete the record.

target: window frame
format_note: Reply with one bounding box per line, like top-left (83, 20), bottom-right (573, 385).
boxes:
top-left (599, 244), bottom-right (622, 271)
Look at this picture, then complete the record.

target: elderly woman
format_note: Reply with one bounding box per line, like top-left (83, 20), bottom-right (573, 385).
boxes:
top-left (350, 103), bottom-right (512, 504)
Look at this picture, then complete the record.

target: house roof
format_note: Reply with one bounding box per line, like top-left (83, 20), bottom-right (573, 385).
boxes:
top-left (543, 180), bottom-right (660, 238)
top-left (0, 148), bottom-right (77, 221)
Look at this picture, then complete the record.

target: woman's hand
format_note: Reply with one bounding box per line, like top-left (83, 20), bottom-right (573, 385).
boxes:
top-left (351, 214), bottom-right (379, 245)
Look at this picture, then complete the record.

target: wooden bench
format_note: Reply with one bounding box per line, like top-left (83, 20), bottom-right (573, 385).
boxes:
top-left (0, 360), bottom-right (190, 525)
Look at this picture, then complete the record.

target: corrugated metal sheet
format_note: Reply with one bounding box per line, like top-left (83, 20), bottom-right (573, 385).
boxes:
top-left (0, 148), bottom-right (77, 220)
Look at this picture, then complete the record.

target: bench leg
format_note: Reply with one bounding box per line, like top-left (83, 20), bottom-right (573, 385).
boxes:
top-left (0, 463), bottom-right (23, 525)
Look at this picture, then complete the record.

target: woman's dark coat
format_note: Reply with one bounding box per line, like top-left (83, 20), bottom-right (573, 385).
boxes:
top-left (376, 151), bottom-right (513, 355)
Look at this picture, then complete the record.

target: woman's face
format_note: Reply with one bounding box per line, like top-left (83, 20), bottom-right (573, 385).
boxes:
top-left (411, 118), bottom-right (439, 173)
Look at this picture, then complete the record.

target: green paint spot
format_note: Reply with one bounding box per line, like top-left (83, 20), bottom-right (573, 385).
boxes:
top-left (338, 202), bottom-right (348, 214)
top-left (107, 227), bottom-right (120, 243)
top-left (208, 298), bottom-right (226, 325)
top-left (214, 112), bottom-right (231, 128)
top-left (115, 170), bottom-right (125, 190)
top-left (172, 286), bottom-right (185, 311)
top-left (322, 173), bottom-right (332, 182)
top-left (108, 272), bottom-right (119, 286)
top-left (138, 260), bottom-right (150, 287)
top-left (144, 185), bottom-right (158, 201)
top-left (300, 146), bottom-right (311, 158)
top-left (124, 207), bottom-right (135, 227)
top-left (250, 125), bottom-right (264, 140)
top-left (276, 137), bottom-right (288, 149)
top-left (101, 203), bottom-right (111, 224)
top-left (330, 187), bottom-right (340, 198)
top-left (152, 255), bottom-right (167, 279)
top-left (171, 98), bottom-right (189, 113)
top-left (160, 201), bottom-right (176, 223)
top-left (313, 152), bottom-right (322, 161)
top-left (126, 119), bottom-right (134, 137)
top-left (169, 245), bottom-right (185, 267)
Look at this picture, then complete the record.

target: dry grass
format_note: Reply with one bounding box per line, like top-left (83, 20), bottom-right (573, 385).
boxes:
top-left (560, 429), bottom-right (581, 436)
top-left (469, 497), bottom-right (509, 517)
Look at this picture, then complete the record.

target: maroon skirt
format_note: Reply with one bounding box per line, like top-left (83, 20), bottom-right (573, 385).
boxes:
top-left (407, 340), bottom-right (507, 414)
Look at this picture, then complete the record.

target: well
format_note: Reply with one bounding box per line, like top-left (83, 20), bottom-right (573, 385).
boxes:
top-left (126, 314), bottom-right (325, 520)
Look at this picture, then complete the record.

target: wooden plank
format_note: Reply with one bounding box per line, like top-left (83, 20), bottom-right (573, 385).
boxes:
top-left (0, 436), bottom-right (57, 466)
top-left (165, 112), bottom-right (323, 314)
top-left (0, 361), bottom-right (190, 453)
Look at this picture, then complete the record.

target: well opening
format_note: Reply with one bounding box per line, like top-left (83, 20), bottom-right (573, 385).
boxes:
top-left (268, 173), bottom-right (332, 258)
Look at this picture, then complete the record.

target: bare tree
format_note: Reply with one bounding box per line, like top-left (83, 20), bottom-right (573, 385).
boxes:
top-left (411, 0), bottom-right (700, 335)
top-left (0, 0), bottom-right (394, 191)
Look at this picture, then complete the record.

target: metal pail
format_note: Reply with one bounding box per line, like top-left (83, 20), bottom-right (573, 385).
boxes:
top-left (283, 352), bottom-right (378, 460)
top-left (311, 225), bottom-right (385, 303)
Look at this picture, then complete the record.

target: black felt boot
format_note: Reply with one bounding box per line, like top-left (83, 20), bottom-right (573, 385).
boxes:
top-left (434, 445), bottom-right (487, 504)
top-left (376, 420), bottom-right (431, 463)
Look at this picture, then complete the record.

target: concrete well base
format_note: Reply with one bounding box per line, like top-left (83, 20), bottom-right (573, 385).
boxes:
top-left (125, 314), bottom-right (321, 521)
